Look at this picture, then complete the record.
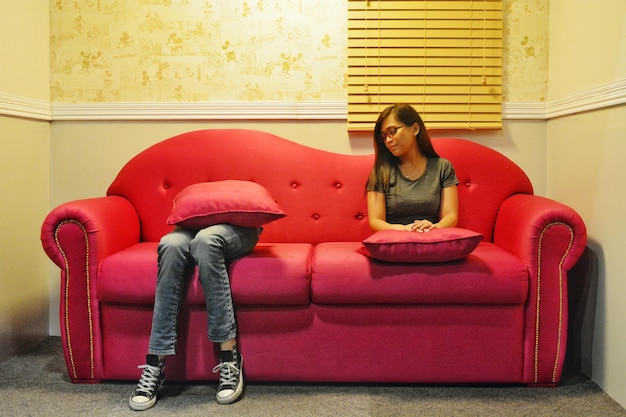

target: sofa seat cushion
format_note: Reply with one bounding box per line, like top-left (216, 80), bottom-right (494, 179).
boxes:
top-left (229, 243), bottom-right (313, 305)
top-left (98, 242), bottom-right (313, 306)
top-left (311, 242), bottom-right (528, 305)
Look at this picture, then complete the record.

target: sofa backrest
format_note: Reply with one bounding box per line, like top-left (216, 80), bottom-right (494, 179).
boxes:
top-left (107, 129), bottom-right (373, 244)
top-left (107, 130), bottom-right (533, 244)
top-left (433, 138), bottom-right (533, 241)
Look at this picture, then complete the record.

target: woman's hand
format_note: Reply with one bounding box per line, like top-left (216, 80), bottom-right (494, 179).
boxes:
top-left (406, 220), bottom-right (435, 232)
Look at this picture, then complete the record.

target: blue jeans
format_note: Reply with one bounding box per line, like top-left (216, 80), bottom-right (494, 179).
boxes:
top-left (148, 224), bottom-right (261, 355)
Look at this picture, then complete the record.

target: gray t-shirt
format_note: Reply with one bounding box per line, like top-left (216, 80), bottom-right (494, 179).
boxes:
top-left (368, 158), bottom-right (459, 225)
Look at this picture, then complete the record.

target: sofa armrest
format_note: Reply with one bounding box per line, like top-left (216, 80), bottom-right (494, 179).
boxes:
top-left (494, 194), bottom-right (587, 385)
top-left (40, 196), bottom-right (140, 382)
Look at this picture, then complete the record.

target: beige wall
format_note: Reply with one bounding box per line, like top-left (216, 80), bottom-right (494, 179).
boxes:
top-left (0, 116), bottom-right (50, 362)
top-left (549, 105), bottom-right (626, 407)
top-left (548, 0), bottom-right (626, 406)
top-left (49, 120), bottom-right (369, 207)
top-left (49, 119), bottom-right (547, 208)
top-left (548, 0), bottom-right (625, 98)
top-left (0, 2), bottom-right (49, 99)
top-left (0, 2), bottom-right (50, 363)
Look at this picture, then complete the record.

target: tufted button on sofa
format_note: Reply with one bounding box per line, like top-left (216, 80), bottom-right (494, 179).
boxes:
top-left (41, 129), bottom-right (587, 386)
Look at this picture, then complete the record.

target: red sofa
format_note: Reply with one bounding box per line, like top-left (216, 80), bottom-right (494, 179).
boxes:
top-left (41, 129), bottom-right (587, 386)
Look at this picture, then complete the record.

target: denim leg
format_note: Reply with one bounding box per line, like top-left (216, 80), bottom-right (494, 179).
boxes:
top-left (148, 227), bottom-right (196, 356)
top-left (190, 224), bottom-right (260, 343)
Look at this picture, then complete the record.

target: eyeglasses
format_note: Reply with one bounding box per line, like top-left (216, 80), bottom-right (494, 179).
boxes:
top-left (378, 125), bottom-right (406, 142)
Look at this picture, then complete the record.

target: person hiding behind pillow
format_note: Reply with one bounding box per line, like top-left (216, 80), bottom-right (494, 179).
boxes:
top-left (129, 223), bottom-right (261, 410)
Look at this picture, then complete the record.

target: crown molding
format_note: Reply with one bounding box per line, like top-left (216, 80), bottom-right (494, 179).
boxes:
top-left (2, 80), bottom-right (624, 122)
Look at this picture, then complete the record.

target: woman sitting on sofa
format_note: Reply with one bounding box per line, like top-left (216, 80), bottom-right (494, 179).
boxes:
top-left (366, 103), bottom-right (459, 232)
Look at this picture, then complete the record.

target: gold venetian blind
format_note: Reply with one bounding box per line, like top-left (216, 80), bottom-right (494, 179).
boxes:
top-left (348, 0), bottom-right (503, 131)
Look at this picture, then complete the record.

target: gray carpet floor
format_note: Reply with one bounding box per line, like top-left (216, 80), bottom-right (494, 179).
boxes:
top-left (1, 337), bottom-right (625, 417)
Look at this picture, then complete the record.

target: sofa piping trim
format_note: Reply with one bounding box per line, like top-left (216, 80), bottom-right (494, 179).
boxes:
top-left (534, 221), bottom-right (574, 383)
top-left (54, 220), bottom-right (95, 381)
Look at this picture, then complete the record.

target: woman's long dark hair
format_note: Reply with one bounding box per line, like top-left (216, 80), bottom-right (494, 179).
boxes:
top-left (366, 103), bottom-right (439, 193)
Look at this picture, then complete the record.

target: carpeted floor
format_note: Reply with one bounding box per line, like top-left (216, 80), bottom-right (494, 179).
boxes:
top-left (1, 337), bottom-right (625, 417)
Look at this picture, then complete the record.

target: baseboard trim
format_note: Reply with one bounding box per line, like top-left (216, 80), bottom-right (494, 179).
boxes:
top-left (2, 80), bottom-right (624, 122)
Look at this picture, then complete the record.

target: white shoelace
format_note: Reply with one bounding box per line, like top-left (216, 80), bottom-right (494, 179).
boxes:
top-left (212, 361), bottom-right (240, 388)
top-left (135, 364), bottom-right (162, 395)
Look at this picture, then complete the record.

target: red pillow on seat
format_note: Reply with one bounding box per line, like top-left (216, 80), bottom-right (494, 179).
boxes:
top-left (361, 227), bottom-right (483, 263)
top-left (167, 180), bottom-right (286, 230)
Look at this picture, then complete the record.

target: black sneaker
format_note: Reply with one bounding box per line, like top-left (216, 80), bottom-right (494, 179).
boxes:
top-left (212, 346), bottom-right (244, 404)
top-left (129, 355), bottom-right (165, 411)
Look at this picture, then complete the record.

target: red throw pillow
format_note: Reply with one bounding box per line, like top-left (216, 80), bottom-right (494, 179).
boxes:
top-left (167, 180), bottom-right (286, 230)
top-left (361, 227), bottom-right (483, 263)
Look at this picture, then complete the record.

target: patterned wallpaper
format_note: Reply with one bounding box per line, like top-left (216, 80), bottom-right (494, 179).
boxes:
top-left (50, 0), bottom-right (547, 104)
top-left (502, 0), bottom-right (549, 102)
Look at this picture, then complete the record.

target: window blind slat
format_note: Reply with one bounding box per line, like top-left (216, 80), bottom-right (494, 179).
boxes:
top-left (348, 74), bottom-right (503, 87)
top-left (349, 57), bottom-right (502, 67)
top-left (348, 66), bottom-right (501, 76)
top-left (349, 86), bottom-right (503, 95)
top-left (348, 28), bottom-right (502, 40)
top-left (349, 1), bottom-right (503, 12)
top-left (349, 49), bottom-right (502, 59)
top-left (348, 10), bottom-right (503, 20)
top-left (349, 20), bottom-right (503, 30)
top-left (348, 39), bottom-right (502, 50)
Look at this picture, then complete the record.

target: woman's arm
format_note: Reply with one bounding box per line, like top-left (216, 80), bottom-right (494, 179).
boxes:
top-left (367, 191), bottom-right (408, 232)
top-left (367, 185), bottom-right (459, 233)
top-left (434, 184), bottom-right (459, 229)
